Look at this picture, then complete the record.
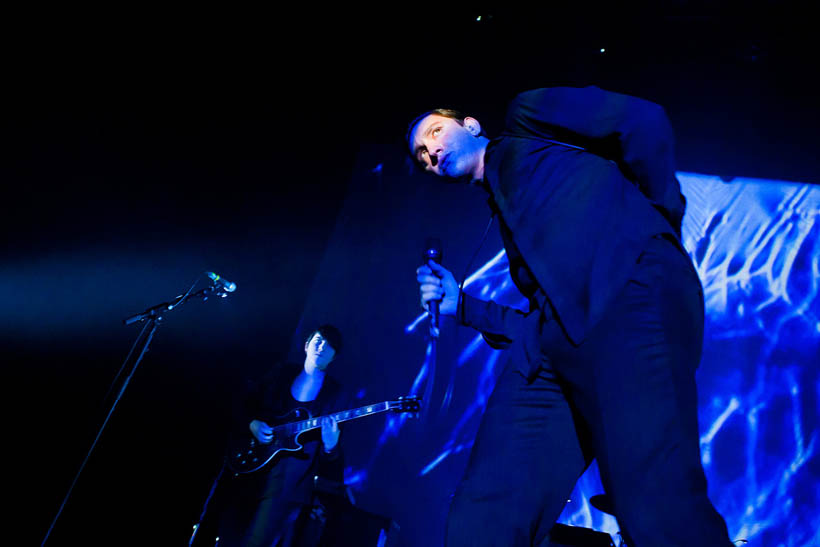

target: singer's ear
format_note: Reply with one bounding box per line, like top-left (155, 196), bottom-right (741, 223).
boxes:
top-left (463, 117), bottom-right (482, 136)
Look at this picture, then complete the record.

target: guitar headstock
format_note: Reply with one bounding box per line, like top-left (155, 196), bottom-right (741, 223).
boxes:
top-left (389, 395), bottom-right (422, 415)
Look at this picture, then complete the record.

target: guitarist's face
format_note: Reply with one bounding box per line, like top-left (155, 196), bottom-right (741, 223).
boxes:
top-left (304, 332), bottom-right (336, 372)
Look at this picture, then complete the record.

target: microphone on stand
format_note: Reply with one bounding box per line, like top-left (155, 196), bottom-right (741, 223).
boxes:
top-left (206, 271), bottom-right (237, 293)
top-left (423, 238), bottom-right (443, 338)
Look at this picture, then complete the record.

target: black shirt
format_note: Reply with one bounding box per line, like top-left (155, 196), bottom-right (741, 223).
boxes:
top-left (233, 362), bottom-right (347, 501)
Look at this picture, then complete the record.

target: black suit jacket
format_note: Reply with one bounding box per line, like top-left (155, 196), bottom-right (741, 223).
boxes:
top-left (478, 85), bottom-right (685, 345)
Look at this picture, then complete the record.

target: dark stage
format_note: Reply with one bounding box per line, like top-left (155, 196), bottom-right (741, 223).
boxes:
top-left (5, 9), bottom-right (818, 546)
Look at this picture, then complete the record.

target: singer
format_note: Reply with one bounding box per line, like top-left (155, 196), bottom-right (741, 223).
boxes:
top-left (410, 86), bottom-right (733, 546)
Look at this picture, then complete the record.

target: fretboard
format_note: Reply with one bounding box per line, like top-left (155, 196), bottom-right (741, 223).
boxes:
top-left (274, 402), bottom-right (391, 436)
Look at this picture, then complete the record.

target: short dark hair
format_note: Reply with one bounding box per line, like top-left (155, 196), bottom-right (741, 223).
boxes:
top-left (305, 324), bottom-right (343, 355)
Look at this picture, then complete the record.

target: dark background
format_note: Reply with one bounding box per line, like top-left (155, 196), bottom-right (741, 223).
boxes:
top-left (4, 7), bottom-right (818, 545)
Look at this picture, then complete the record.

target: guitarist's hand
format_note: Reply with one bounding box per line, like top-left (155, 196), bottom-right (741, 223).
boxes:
top-left (321, 416), bottom-right (340, 453)
top-left (249, 419), bottom-right (274, 444)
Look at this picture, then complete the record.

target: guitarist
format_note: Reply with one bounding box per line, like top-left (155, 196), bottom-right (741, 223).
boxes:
top-left (213, 324), bottom-right (349, 546)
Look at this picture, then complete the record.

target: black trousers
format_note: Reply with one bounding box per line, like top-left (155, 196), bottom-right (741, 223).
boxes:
top-left (446, 236), bottom-right (734, 546)
top-left (213, 460), bottom-right (311, 547)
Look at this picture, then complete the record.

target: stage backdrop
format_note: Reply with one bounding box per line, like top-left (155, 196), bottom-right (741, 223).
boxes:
top-left (289, 144), bottom-right (819, 547)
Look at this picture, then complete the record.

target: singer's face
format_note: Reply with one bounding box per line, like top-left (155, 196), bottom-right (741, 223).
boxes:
top-left (409, 114), bottom-right (484, 181)
top-left (304, 332), bottom-right (336, 371)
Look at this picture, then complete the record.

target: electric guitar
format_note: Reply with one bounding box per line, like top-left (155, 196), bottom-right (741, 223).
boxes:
top-left (228, 396), bottom-right (421, 474)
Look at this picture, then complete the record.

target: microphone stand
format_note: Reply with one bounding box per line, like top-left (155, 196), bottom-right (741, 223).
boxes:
top-left (42, 284), bottom-right (232, 546)
top-left (189, 457), bottom-right (227, 546)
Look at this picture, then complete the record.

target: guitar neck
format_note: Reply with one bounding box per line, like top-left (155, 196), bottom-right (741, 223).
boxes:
top-left (275, 402), bottom-right (392, 435)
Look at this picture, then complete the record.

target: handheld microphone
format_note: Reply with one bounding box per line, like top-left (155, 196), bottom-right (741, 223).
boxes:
top-left (423, 238), bottom-right (443, 337)
top-left (206, 271), bottom-right (237, 292)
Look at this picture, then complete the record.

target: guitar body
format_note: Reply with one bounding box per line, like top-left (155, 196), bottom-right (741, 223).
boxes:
top-left (228, 407), bottom-right (314, 474)
top-left (227, 396), bottom-right (421, 474)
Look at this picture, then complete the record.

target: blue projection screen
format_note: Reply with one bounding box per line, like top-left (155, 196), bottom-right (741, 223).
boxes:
top-left (297, 165), bottom-right (819, 547)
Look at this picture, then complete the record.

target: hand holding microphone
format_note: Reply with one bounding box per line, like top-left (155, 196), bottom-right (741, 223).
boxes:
top-left (416, 240), bottom-right (459, 320)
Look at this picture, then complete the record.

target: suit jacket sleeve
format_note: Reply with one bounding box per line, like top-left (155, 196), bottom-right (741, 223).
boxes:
top-left (456, 290), bottom-right (531, 349)
top-left (506, 85), bottom-right (685, 234)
